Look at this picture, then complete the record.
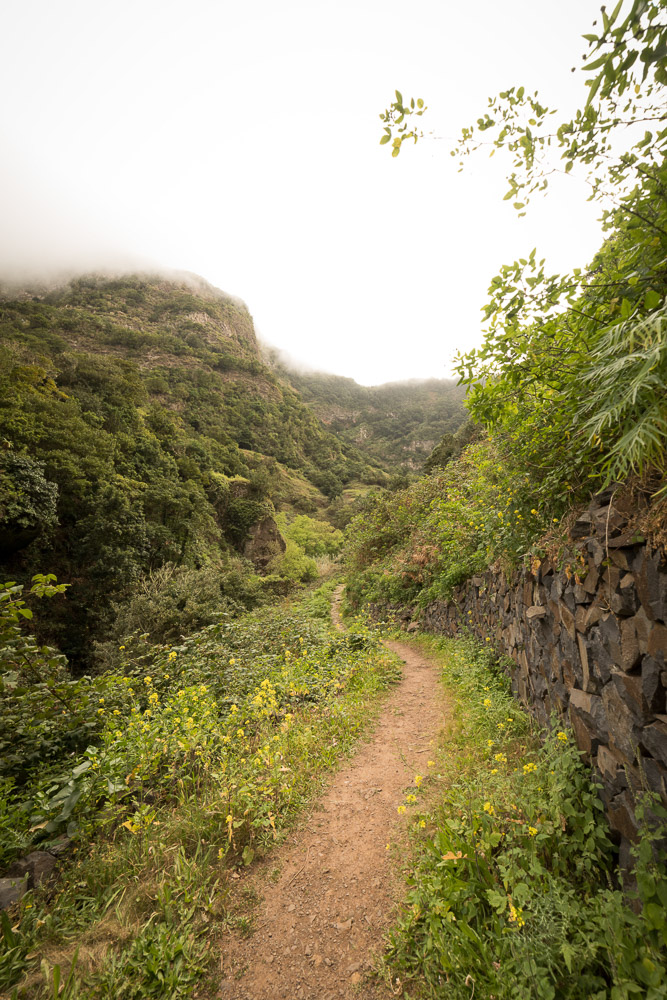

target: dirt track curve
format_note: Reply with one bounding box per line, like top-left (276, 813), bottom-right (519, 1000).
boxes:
top-left (217, 587), bottom-right (448, 999)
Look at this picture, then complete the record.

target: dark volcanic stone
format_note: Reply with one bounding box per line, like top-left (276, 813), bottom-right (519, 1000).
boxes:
top-left (610, 576), bottom-right (640, 617)
top-left (602, 683), bottom-right (639, 759)
top-left (608, 791), bottom-right (640, 843)
top-left (6, 851), bottom-right (57, 889)
top-left (0, 876), bottom-right (27, 910)
top-left (635, 549), bottom-right (667, 622)
top-left (642, 657), bottom-right (665, 716)
top-left (598, 615), bottom-right (622, 665)
top-left (641, 720), bottom-right (667, 767)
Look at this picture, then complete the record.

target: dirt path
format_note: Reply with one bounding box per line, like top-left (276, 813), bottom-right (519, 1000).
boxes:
top-left (217, 589), bottom-right (448, 999)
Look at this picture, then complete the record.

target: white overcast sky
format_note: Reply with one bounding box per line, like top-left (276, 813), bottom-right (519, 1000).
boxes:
top-left (1, 0), bottom-right (607, 385)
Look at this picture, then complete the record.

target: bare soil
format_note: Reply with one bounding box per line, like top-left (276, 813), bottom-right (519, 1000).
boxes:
top-left (216, 590), bottom-right (449, 999)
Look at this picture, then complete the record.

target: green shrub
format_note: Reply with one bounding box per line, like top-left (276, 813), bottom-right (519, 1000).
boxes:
top-left (384, 635), bottom-right (667, 1000)
top-left (268, 539), bottom-right (318, 584)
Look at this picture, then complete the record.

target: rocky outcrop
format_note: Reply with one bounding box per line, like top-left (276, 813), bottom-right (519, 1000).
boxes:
top-left (416, 490), bottom-right (666, 862)
top-left (243, 516), bottom-right (286, 571)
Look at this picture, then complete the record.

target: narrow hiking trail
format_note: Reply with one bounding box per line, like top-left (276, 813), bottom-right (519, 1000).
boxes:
top-left (217, 589), bottom-right (450, 999)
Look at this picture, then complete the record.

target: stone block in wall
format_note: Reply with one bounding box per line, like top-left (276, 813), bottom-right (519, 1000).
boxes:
top-left (570, 689), bottom-right (609, 757)
top-left (642, 656), bottom-right (666, 716)
top-left (597, 744), bottom-right (631, 797)
top-left (639, 754), bottom-right (667, 800)
top-left (641, 718), bottom-right (667, 768)
top-left (610, 574), bottom-right (640, 617)
top-left (585, 623), bottom-right (614, 685)
top-left (571, 513), bottom-right (593, 539)
top-left (575, 606), bottom-right (588, 634)
top-left (602, 682), bottom-right (641, 759)
top-left (608, 789), bottom-right (640, 844)
top-left (611, 670), bottom-right (646, 724)
top-left (549, 645), bottom-right (563, 685)
top-left (547, 598), bottom-right (562, 624)
top-left (591, 503), bottom-right (627, 534)
top-left (574, 583), bottom-right (594, 605)
top-left (577, 634), bottom-right (599, 694)
top-left (620, 618), bottom-right (642, 672)
top-left (609, 547), bottom-right (634, 571)
top-left (633, 607), bottom-right (652, 655)
top-left (584, 600), bottom-right (606, 631)
top-left (560, 603), bottom-right (576, 641)
top-left (602, 565), bottom-right (622, 593)
top-left (522, 579), bottom-right (533, 607)
top-left (583, 564), bottom-right (600, 594)
top-left (647, 622), bottom-right (667, 660)
top-left (587, 537), bottom-right (606, 567)
top-left (597, 614), bottom-right (622, 664)
top-left (569, 706), bottom-right (597, 758)
top-left (635, 548), bottom-right (667, 622)
top-left (561, 584), bottom-right (577, 614)
top-left (550, 680), bottom-right (569, 714)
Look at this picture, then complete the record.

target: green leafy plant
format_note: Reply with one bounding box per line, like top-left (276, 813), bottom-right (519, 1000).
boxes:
top-left (383, 634), bottom-right (667, 1000)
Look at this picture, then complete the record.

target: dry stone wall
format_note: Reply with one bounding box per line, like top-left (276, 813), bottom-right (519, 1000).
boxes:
top-left (419, 489), bottom-right (667, 861)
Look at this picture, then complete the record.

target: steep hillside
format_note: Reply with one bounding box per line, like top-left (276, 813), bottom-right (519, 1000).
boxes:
top-left (0, 273), bottom-right (387, 665)
top-left (266, 358), bottom-right (467, 471)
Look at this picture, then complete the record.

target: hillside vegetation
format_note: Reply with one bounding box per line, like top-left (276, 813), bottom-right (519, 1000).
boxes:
top-left (268, 361), bottom-right (467, 472)
top-left (0, 274), bottom-right (391, 667)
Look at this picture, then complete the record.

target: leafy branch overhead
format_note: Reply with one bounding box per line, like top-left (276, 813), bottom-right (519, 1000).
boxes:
top-left (381, 2), bottom-right (667, 212)
top-left (378, 1), bottom-right (667, 495)
top-left (379, 90), bottom-right (427, 156)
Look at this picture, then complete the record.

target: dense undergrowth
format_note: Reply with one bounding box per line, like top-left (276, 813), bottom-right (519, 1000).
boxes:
top-left (383, 634), bottom-right (667, 1000)
top-left (0, 580), bottom-right (401, 998)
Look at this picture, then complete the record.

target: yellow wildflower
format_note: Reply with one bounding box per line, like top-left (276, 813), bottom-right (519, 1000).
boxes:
top-left (508, 902), bottom-right (525, 928)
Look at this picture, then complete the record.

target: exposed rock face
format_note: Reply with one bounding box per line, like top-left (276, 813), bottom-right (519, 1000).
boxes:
top-left (378, 492), bottom-right (667, 860)
top-left (243, 516), bottom-right (286, 571)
